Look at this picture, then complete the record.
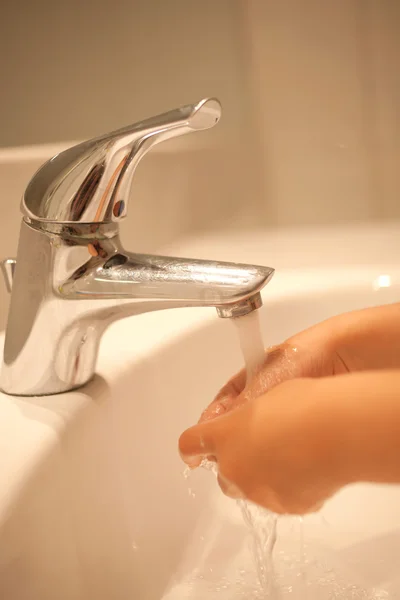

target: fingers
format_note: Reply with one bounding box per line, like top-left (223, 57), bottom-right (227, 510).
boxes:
top-left (198, 368), bottom-right (246, 422)
top-left (179, 411), bottom-right (233, 465)
top-left (179, 423), bottom-right (213, 464)
top-left (198, 343), bottom-right (306, 424)
top-left (179, 415), bottom-right (247, 500)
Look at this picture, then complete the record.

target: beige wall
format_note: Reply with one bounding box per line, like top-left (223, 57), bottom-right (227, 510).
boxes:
top-left (244, 0), bottom-right (400, 225)
top-left (1, 0), bottom-right (400, 329)
top-left (1, 0), bottom-right (399, 223)
top-left (0, 0), bottom-right (248, 147)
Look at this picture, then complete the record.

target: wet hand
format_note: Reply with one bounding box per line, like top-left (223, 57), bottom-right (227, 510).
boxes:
top-left (179, 377), bottom-right (348, 515)
top-left (199, 333), bottom-right (347, 423)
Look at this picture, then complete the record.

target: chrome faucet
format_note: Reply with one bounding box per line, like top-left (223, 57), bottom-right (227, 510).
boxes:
top-left (0, 98), bottom-right (274, 396)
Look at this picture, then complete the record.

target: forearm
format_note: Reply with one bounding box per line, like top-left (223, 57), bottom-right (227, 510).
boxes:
top-left (318, 370), bottom-right (400, 485)
top-left (290, 303), bottom-right (400, 372)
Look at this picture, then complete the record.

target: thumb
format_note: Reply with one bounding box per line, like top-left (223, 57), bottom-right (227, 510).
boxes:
top-left (178, 413), bottom-right (232, 466)
top-left (198, 368), bottom-right (246, 423)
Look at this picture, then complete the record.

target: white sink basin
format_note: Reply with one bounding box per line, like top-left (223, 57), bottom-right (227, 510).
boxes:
top-left (1, 225), bottom-right (400, 599)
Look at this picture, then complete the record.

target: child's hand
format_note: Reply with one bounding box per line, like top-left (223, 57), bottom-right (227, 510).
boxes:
top-left (180, 377), bottom-right (347, 514)
top-left (180, 370), bottom-right (400, 514)
top-left (179, 304), bottom-right (400, 514)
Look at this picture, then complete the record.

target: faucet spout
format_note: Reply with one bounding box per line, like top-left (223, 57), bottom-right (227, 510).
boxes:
top-left (1, 221), bottom-right (274, 396)
top-left (1, 97), bottom-right (276, 397)
top-left (60, 249), bottom-right (274, 313)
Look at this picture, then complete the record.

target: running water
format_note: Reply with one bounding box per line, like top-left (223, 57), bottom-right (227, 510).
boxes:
top-left (238, 499), bottom-right (279, 597)
top-left (233, 310), bottom-right (265, 385)
top-left (184, 310), bottom-right (279, 597)
top-left (233, 310), bottom-right (279, 597)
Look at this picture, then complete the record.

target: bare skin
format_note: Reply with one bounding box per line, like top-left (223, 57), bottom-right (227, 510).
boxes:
top-left (179, 303), bottom-right (400, 514)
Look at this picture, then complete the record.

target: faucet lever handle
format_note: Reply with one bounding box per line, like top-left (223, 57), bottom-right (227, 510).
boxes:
top-left (22, 98), bottom-right (222, 225)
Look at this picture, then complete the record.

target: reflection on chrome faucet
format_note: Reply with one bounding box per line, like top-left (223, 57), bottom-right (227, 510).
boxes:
top-left (1, 98), bottom-right (274, 396)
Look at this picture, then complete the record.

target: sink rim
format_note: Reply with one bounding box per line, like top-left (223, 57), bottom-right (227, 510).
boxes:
top-left (0, 227), bottom-right (400, 526)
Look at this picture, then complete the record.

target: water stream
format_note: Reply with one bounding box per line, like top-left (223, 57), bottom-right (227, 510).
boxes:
top-left (233, 310), bottom-right (279, 597)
